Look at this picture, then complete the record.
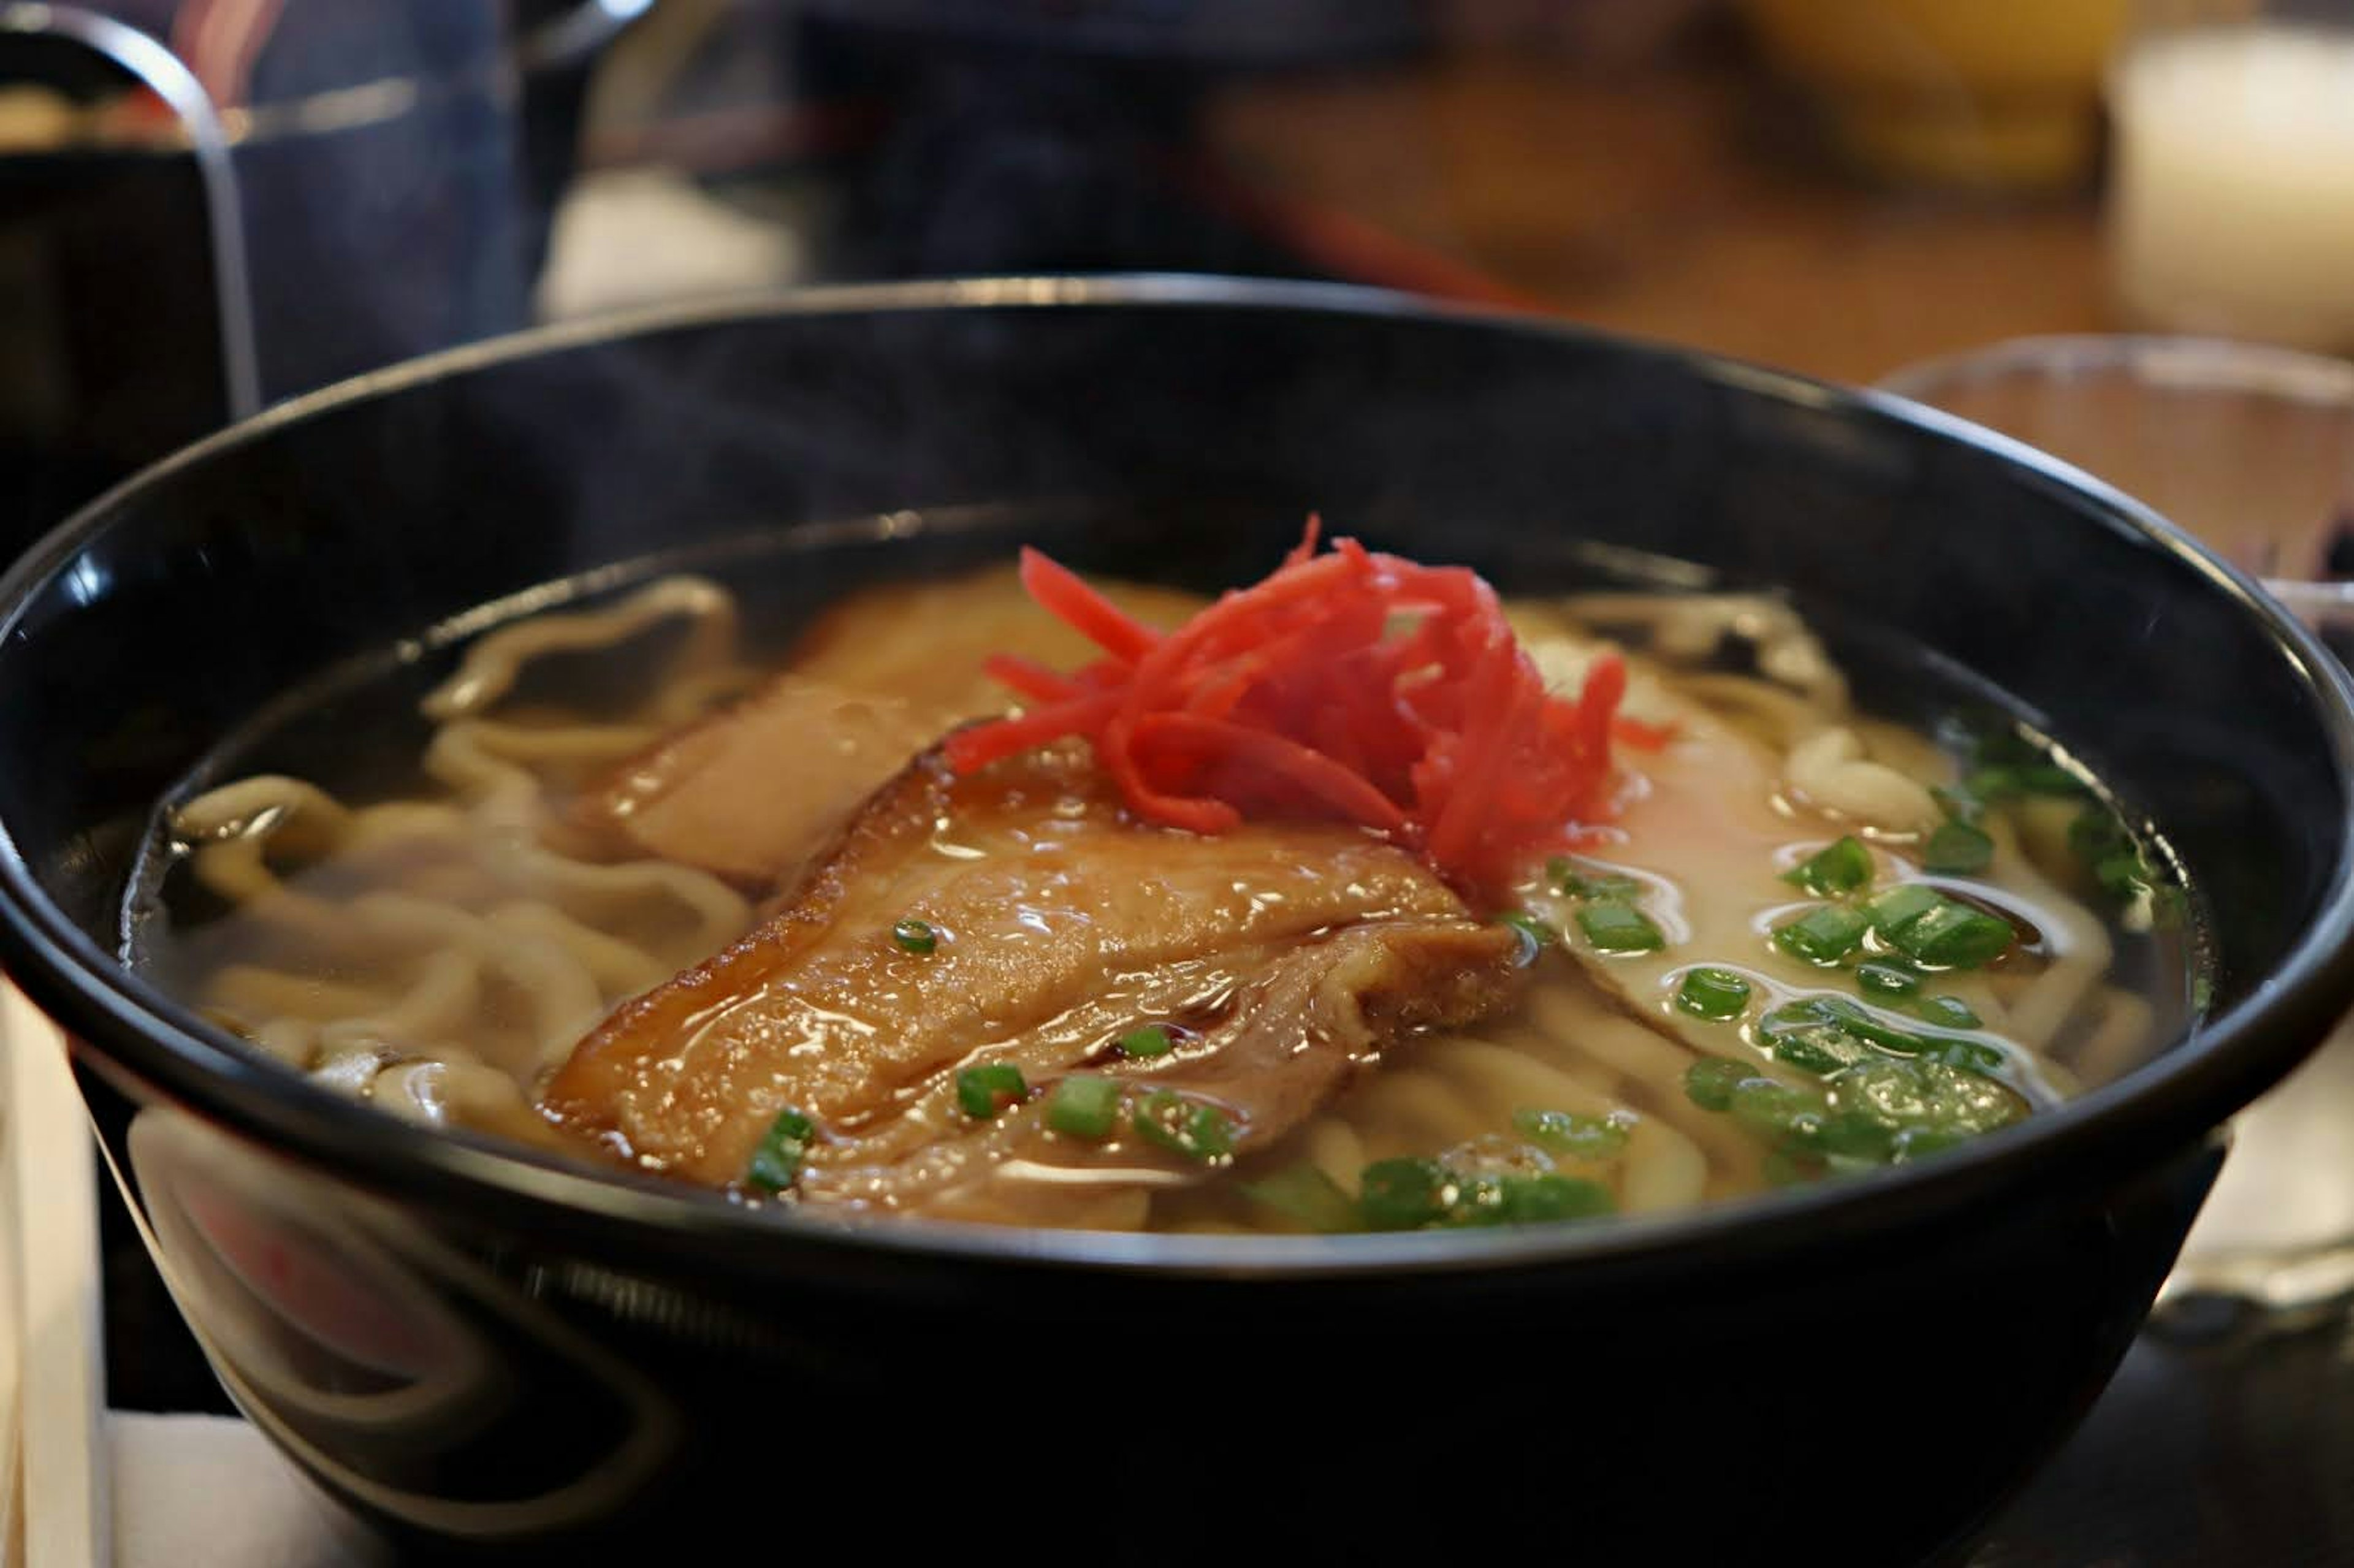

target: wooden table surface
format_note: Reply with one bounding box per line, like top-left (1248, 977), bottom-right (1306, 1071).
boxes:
top-left (1208, 48), bottom-right (2115, 387)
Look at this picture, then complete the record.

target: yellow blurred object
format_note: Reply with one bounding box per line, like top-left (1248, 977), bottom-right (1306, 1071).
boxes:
top-left (1740, 0), bottom-right (2133, 189)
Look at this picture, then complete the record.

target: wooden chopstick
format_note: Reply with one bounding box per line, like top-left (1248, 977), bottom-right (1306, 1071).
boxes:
top-left (2, 986), bottom-right (108, 1568)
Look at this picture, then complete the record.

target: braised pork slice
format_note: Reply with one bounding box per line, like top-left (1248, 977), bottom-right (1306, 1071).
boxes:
top-left (571, 568), bottom-right (1205, 890)
top-left (543, 745), bottom-right (1522, 1226)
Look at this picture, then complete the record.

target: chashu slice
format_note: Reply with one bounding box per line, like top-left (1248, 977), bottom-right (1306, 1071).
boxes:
top-left (569, 567), bottom-right (1206, 891)
top-left (542, 745), bottom-right (1523, 1227)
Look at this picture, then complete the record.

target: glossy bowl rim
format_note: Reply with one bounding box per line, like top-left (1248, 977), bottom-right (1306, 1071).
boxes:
top-left (6, 273), bottom-right (2354, 1281)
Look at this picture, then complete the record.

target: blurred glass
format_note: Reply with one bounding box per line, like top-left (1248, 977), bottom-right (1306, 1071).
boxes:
top-left (2108, 0), bottom-right (2354, 352)
top-left (1881, 335), bottom-right (2354, 625)
top-left (1883, 331), bottom-right (2354, 1305)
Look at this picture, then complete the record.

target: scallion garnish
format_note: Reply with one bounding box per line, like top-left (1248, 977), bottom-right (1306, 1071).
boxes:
top-left (1046, 1075), bottom-right (1121, 1140)
top-left (1920, 1037), bottom-right (2009, 1077)
top-left (1683, 1058), bottom-right (1751, 1112)
top-left (1358, 1157), bottom-right (1450, 1230)
top-left (1888, 900), bottom-right (2014, 969)
top-left (1675, 967), bottom-right (1753, 1021)
top-left (1242, 1164), bottom-right (1363, 1233)
top-left (1132, 1090), bottom-right (1235, 1162)
top-left (1117, 1024), bottom-right (1174, 1059)
top-left (1855, 961), bottom-right (1921, 1000)
top-left (1496, 910), bottom-right (1556, 961)
top-left (1354, 1159), bottom-right (1613, 1230)
top-left (1769, 1026), bottom-right (1868, 1077)
top-left (747, 1107), bottom-right (817, 1193)
top-left (891, 918), bottom-right (938, 955)
top-left (1930, 783), bottom-right (1983, 824)
top-left (1922, 820), bottom-right (1994, 875)
top-left (1785, 835), bottom-right (1873, 896)
top-left (1865, 883), bottom-right (1943, 938)
top-left (1683, 1045), bottom-right (2027, 1178)
top-left (1577, 901), bottom-right (1665, 954)
top-left (1814, 996), bottom-right (1927, 1056)
top-left (1964, 765), bottom-right (2021, 803)
top-left (956, 1064), bottom-right (1027, 1119)
top-left (1772, 904), bottom-right (1868, 964)
top-left (1728, 1077), bottom-right (1827, 1143)
top-left (1491, 1174), bottom-right (1614, 1224)
top-left (1759, 999), bottom-right (1875, 1075)
top-left (1512, 1107), bottom-right (1632, 1161)
top-left (1912, 994), bottom-right (1982, 1030)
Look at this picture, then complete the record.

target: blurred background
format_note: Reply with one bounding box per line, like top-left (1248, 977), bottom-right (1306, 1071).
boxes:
top-left (6, 3), bottom-right (2354, 1563)
top-left (4, 0), bottom-right (2348, 548)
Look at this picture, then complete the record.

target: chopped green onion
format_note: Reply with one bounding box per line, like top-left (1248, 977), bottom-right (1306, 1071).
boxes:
top-left (1930, 783), bottom-right (1983, 824)
top-left (1512, 1108), bottom-right (1632, 1162)
top-left (1116, 1024), bottom-right (1174, 1059)
top-left (1577, 902), bottom-right (1665, 954)
top-left (1242, 1164), bottom-right (1362, 1233)
top-left (1891, 1126), bottom-right (1968, 1163)
top-left (1813, 1109), bottom-right (1899, 1162)
top-left (1836, 1057), bottom-right (2025, 1138)
top-left (2016, 764), bottom-right (2085, 796)
top-left (1784, 835), bottom-right (1873, 896)
top-left (1548, 856), bottom-right (1640, 901)
top-left (1684, 1058), bottom-right (1750, 1112)
top-left (1356, 1159), bottom-right (1614, 1231)
top-left (2192, 975), bottom-right (2215, 1013)
top-left (2068, 808), bottom-right (2122, 854)
top-left (1496, 910), bottom-right (1555, 961)
top-left (1913, 994), bottom-right (1982, 1030)
top-left (1770, 1025), bottom-right (1867, 1076)
top-left (1964, 766), bottom-right (2021, 802)
top-left (1759, 998), bottom-right (1884, 1070)
top-left (2095, 851), bottom-right (2153, 902)
top-left (1358, 1158), bottom-right (1450, 1230)
top-left (1682, 1031), bottom-right (2028, 1178)
top-left (1729, 1077), bottom-right (1827, 1142)
top-left (1675, 967), bottom-right (1753, 1021)
top-left (955, 1064), bottom-right (1026, 1119)
top-left (1855, 961), bottom-right (1921, 1000)
top-left (1046, 1075), bottom-right (1121, 1140)
top-left (747, 1108), bottom-right (817, 1193)
top-left (1919, 1038), bottom-right (2009, 1077)
top-left (1758, 996), bottom-right (1932, 1073)
top-left (1889, 901), bottom-right (2014, 969)
top-left (891, 918), bottom-right (937, 955)
top-left (1773, 904), bottom-right (1869, 964)
top-left (1922, 820), bottom-right (1994, 875)
top-left (1132, 1090), bottom-right (1236, 1162)
top-left (1492, 1174), bottom-right (1615, 1224)
top-left (2076, 812), bottom-right (2182, 918)
top-left (1814, 996), bottom-right (1927, 1056)
top-left (1865, 883), bottom-right (1943, 937)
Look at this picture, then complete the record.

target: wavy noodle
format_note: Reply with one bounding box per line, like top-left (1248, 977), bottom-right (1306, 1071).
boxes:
top-left (421, 576), bottom-right (741, 721)
top-left (170, 577), bottom-right (757, 1128)
top-left (1560, 592), bottom-right (1851, 712)
top-left (1784, 728), bottom-right (1945, 837)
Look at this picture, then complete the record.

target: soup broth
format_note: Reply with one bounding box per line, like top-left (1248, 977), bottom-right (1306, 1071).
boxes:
top-left (138, 538), bottom-right (2204, 1236)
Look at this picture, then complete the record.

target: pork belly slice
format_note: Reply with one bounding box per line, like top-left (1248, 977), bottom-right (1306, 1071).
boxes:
top-left (541, 746), bottom-right (1522, 1226)
top-left (569, 567), bottom-right (1206, 891)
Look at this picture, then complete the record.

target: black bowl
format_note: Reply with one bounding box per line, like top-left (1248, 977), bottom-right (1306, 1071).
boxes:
top-left (2, 279), bottom-right (2351, 1564)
